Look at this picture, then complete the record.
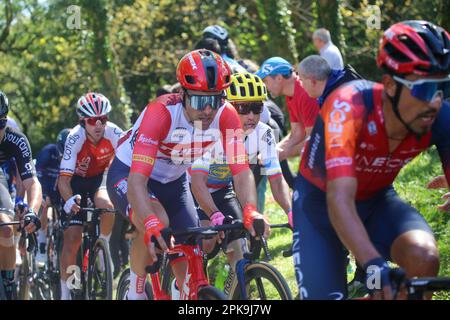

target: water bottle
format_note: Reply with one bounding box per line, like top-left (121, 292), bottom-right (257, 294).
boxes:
top-left (214, 264), bottom-right (230, 291)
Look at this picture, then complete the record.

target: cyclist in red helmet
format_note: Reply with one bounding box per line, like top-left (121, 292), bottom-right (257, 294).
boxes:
top-left (293, 20), bottom-right (450, 300)
top-left (107, 49), bottom-right (269, 300)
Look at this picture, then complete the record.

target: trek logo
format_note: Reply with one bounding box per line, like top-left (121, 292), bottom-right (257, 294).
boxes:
top-left (137, 134), bottom-right (158, 146)
top-left (188, 54), bottom-right (198, 70)
top-left (328, 99), bottom-right (351, 148)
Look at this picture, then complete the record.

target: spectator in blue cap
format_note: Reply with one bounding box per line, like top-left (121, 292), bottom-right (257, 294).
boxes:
top-left (255, 57), bottom-right (319, 168)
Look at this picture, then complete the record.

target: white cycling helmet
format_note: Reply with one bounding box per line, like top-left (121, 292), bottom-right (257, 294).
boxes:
top-left (203, 25), bottom-right (228, 41)
top-left (76, 92), bottom-right (111, 118)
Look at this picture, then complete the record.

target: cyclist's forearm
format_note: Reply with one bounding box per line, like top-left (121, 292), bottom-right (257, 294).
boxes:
top-left (268, 175), bottom-right (291, 213)
top-left (233, 169), bottom-right (257, 208)
top-left (127, 172), bottom-right (155, 222)
top-left (23, 177), bottom-right (42, 213)
top-left (327, 190), bottom-right (380, 266)
top-left (58, 175), bottom-right (74, 202)
top-left (191, 174), bottom-right (219, 216)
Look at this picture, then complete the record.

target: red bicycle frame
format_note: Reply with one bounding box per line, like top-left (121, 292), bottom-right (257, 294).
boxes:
top-left (149, 243), bottom-right (209, 300)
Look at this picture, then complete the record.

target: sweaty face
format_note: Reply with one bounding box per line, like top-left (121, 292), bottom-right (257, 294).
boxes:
top-left (184, 90), bottom-right (223, 130)
top-left (396, 74), bottom-right (446, 137)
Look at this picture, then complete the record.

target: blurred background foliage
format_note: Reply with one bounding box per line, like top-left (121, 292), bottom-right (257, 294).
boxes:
top-left (0, 0), bottom-right (448, 151)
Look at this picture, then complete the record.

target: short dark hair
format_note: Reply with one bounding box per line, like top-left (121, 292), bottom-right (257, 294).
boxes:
top-left (194, 37), bottom-right (222, 55)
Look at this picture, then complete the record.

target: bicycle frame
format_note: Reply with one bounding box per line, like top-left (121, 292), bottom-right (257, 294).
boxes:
top-left (150, 243), bottom-right (210, 300)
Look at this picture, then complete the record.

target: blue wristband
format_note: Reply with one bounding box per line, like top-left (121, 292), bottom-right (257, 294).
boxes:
top-left (15, 196), bottom-right (24, 206)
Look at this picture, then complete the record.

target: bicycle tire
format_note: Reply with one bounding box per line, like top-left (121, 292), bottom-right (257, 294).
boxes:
top-left (17, 251), bottom-right (32, 300)
top-left (47, 229), bottom-right (63, 300)
top-left (87, 238), bottom-right (113, 300)
top-left (198, 285), bottom-right (227, 300)
top-left (230, 261), bottom-right (292, 300)
top-left (116, 268), bottom-right (153, 300)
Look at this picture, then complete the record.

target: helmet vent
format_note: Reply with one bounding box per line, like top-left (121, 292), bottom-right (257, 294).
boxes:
top-left (248, 83), bottom-right (255, 96)
top-left (185, 75), bottom-right (196, 84)
top-left (229, 84), bottom-right (237, 96)
top-left (385, 42), bottom-right (411, 63)
top-left (206, 66), bottom-right (217, 89)
top-left (399, 35), bottom-right (429, 62)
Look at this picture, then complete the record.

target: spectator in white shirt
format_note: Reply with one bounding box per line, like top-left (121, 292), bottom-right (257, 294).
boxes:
top-left (312, 28), bottom-right (344, 71)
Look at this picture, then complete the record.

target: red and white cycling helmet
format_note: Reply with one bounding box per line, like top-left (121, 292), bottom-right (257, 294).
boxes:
top-left (76, 92), bottom-right (111, 118)
top-left (176, 49), bottom-right (231, 92)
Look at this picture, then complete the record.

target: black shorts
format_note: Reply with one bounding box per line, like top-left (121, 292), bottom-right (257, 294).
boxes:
top-left (0, 170), bottom-right (13, 217)
top-left (61, 173), bottom-right (106, 227)
top-left (194, 185), bottom-right (243, 222)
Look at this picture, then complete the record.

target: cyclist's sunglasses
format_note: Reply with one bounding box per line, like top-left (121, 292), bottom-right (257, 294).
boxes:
top-left (186, 91), bottom-right (224, 111)
top-left (393, 75), bottom-right (450, 102)
top-left (233, 102), bottom-right (264, 115)
top-left (84, 115), bottom-right (108, 126)
top-left (0, 117), bottom-right (7, 130)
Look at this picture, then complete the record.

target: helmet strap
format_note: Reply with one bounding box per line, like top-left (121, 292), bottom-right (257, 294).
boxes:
top-left (387, 80), bottom-right (418, 137)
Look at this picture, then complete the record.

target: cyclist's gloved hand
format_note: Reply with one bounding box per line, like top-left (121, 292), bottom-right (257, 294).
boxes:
top-left (363, 257), bottom-right (395, 300)
top-left (23, 208), bottom-right (41, 233)
top-left (63, 194), bottom-right (81, 214)
top-left (210, 211), bottom-right (226, 242)
top-left (243, 204), bottom-right (270, 238)
top-left (209, 211), bottom-right (225, 227)
top-left (14, 196), bottom-right (28, 214)
top-left (143, 214), bottom-right (167, 263)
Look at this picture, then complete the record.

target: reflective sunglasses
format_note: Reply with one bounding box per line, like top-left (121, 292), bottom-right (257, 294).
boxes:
top-left (233, 102), bottom-right (264, 115)
top-left (186, 92), bottom-right (224, 111)
top-left (85, 115), bottom-right (108, 126)
top-left (393, 75), bottom-right (450, 102)
top-left (0, 117), bottom-right (7, 130)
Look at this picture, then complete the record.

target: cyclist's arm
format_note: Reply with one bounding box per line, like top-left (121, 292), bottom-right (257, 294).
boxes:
top-left (58, 175), bottom-right (73, 202)
top-left (128, 103), bottom-right (170, 223)
top-left (22, 176), bottom-right (42, 214)
top-left (327, 177), bottom-right (381, 266)
top-left (220, 105), bottom-right (257, 209)
top-left (277, 123), bottom-right (310, 161)
top-left (268, 175), bottom-right (291, 213)
top-left (233, 169), bottom-right (257, 210)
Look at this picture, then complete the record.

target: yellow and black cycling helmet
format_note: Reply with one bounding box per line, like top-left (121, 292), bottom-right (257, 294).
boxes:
top-left (226, 73), bottom-right (267, 103)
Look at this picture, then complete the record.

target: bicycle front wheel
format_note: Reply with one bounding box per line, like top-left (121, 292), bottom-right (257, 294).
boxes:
top-left (230, 261), bottom-right (292, 300)
top-left (87, 238), bottom-right (113, 300)
top-left (116, 268), bottom-right (153, 300)
top-left (198, 285), bottom-right (227, 300)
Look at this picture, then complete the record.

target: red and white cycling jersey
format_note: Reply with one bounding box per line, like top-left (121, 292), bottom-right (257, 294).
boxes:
top-left (115, 94), bottom-right (249, 184)
top-left (60, 122), bottom-right (123, 178)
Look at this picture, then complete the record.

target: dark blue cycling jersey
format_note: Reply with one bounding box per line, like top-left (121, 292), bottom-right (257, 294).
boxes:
top-left (35, 143), bottom-right (60, 200)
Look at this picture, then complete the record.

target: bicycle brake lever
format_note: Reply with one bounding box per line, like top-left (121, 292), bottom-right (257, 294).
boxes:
top-left (27, 232), bottom-right (37, 253)
top-left (151, 227), bottom-right (172, 250)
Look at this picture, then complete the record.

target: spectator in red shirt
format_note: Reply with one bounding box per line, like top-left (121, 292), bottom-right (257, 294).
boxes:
top-left (255, 57), bottom-right (320, 167)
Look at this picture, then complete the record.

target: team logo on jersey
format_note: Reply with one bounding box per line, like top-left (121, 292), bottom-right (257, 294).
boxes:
top-left (132, 154), bottom-right (155, 165)
top-left (368, 121), bottom-right (377, 135)
top-left (137, 134), bottom-right (158, 146)
top-left (113, 178), bottom-right (128, 196)
top-left (262, 129), bottom-right (275, 146)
